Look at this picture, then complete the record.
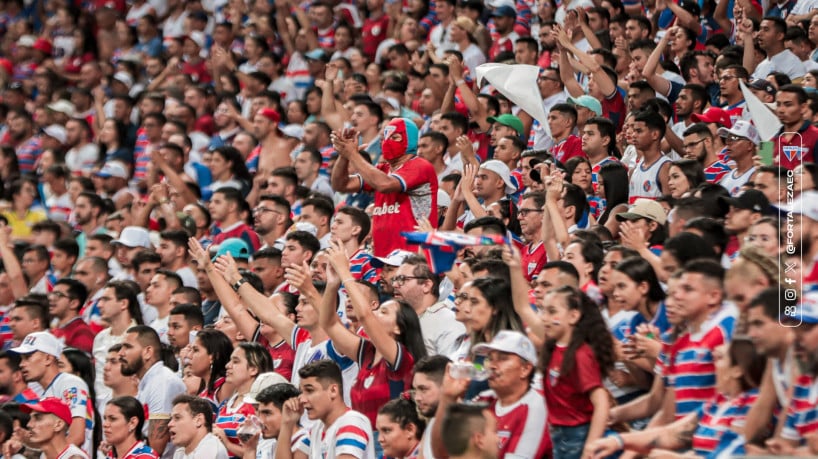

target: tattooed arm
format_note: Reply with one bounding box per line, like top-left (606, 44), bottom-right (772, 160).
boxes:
top-left (147, 419), bottom-right (171, 456)
top-left (587, 414), bottom-right (698, 459)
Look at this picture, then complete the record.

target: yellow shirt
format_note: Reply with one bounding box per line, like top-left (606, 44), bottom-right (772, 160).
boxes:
top-left (3, 209), bottom-right (47, 238)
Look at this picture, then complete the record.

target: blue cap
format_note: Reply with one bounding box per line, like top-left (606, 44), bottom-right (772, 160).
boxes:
top-left (491, 5), bottom-right (517, 17)
top-left (212, 238), bottom-right (251, 261)
top-left (304, 48), bottom-right (329, 62)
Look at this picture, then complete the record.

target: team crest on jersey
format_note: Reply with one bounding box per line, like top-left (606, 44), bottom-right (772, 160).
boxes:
top-left (383, 125), bottom-right (396, 138)
top-left (63, 386), bottom-right (78, 404)
top-left (642, 180), bottom-right (652, 192)
top-left (363, 375), bottom-right (375, 389)
top-left (372, 25), bottom-right (381, 36)
top-left (783, 146), bottom-right (804, 162)
top-left (497, 430), bottom-right (511, 450)
top-left (548, 368), bottom-right (560, 387)
top-left (274, 359), bottom-right (282, 368)
top-left (527, 262), bottom-right (538, 275)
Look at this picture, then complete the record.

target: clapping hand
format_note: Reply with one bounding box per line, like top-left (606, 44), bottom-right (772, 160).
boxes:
top-left (284, 260), bottom-right (313, 291)
top-left (213, 253), bottom-right (242, 285)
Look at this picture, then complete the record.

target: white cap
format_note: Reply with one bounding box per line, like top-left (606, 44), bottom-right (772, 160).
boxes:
top-left (372, 249), bottom-right (414, 268)
top-left (96, 161), bottom-right (129, 179)
top-left (787, 190), bottom-right (818, 221)
top-left (112, 226), bottom-right (152, 248)
top-left (42, 125), bottom-right (67, 144)
top-left (472, 330), bottom-right (537, 364)
top-left (292, 221), bottom-right (318, 236)
top-left (112, 71), bottom-right (133, 88)
top-left (437, 189), bottom-right (451, 208)
top-left (186, 31), bottom-right (206, 49)
top-left (717, 120), bottom-right (760, 146)
top-left (18, 35), bottom-right (36, 47)
top-left (244, 372), bottom-right (289, 404)
top-left (47, 100), bottom-right (75, 116)
top-left (479, 160), bottom-right (517, 195)
top-left (11, 332), bottom-right (63, 358)
top-left (375, 96), bottom-right (401, 115)
top-left (486, 0), bottom-right (515, 8)
top-left (281, 124), bottom-right (304, 141)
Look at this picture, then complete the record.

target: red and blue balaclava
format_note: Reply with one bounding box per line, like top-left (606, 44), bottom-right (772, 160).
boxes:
top-left (381, 117), bottom-right (418, 161)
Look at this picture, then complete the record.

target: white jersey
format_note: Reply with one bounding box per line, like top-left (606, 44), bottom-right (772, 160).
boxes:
top-left (150, 315), bottom-right (170, 345)
top-left (50, 444), bottom-right (90, 459)
top-left (719, 167), bottom-right (755, 196)
top-left (289, 326), bottom-right (358, 406)
top-left (255, 437), bottom-right (277, 459)
top-left (296, 410), bottom-right (376, 459)
top-left (628, 155), bottom-right (671, 203)
top-left (42, 373), bottom-right (94, 456)
top-left (173, 433), bottom-right (229, 459)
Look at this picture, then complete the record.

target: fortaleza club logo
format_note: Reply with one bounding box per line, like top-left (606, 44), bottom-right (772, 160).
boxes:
top-left (782, 145), bottom-right (804, 163)
top-left (383, 125), bottom-right (396, 138)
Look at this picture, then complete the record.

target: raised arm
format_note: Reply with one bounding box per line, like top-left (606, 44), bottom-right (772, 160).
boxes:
top-left (558, 29), bottom-right (616, 97)
top-left (641, 29), bottom-right (673, 97)
top-left (208, 247), bottom-right (297, 344)
top-left (555, 30), bottom-right (585, 98)
top-left (502, 245), bottom-right (544, 340)
top-left (328, 242), bottom-right (400, 366)
top-left (0, 228), bottom-right (26, 299)
top-left (544, 170), bottom-right (570, 248)
top-left (330, 129), bottom-right (365, 193)
top-left (447, 57), bottom-right (490, 133)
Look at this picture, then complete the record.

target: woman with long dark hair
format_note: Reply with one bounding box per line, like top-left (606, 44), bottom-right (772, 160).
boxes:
top-left (319, 241), bottom-right (427, 448)
top-left (667, 159), bottom-right (705, 199)
top-left (204, 146), bottom-right (251, 198)
top-left (597, 162), bottom-right (630, 229)
top-left (97, 118), bottom-right (133, 165)
top-left (187, 329), bottom-right (235, 410)
top-left (59, 347), bottom-right (103, 456)
top-left (102, 396), bottom-right (157, 458)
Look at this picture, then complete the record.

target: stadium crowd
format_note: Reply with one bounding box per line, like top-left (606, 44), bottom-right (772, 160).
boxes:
top-left (0, 0), bottom-right (817, 458)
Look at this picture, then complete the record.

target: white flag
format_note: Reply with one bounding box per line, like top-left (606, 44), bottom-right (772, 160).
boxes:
top-left (739, 79), bottom-right (782, 141)
top-left (475, 63), bottom-right (550, 138)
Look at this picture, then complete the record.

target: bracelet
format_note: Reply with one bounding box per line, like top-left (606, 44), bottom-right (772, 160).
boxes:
top-left (232, 278), bottom-right (248, 292)
top-left (610, 432), bottom-right (625, 450)
top-left (455, 79), bottom-right (465, 86)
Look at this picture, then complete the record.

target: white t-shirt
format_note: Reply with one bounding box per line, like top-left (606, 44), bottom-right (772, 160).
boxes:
top-left (150, 315), bottom-right (171, 345)
top-left (138, 361), bottom-right (187, 459)
top-left (173, 433), bottom-right (229, 459)
top-left (255, 437), bottom-right (278, 459)
top-left (42, 373), bottom-right (94, 455)
top-left (51, 443), bottom-right (90, 459)
top-left (176, 266), bottom-right (198, 289)
top-left (65, 144), bottom-right (100, 175)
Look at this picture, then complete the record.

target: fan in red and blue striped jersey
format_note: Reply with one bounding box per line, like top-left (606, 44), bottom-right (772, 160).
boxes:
top-left (780, 373), bottom-right (818, 443)
top-left (215, 395), bottom-right (257, 449)
top-left (691, 389), bottom-right (759, 456)
top-left (106, 440), bottom-right (158, 459)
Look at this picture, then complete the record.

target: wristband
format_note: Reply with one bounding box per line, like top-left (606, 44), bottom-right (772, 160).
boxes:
top-left (455, 79), bottom-right (466, 86)
top-left (232, 277), bottom-right (248, 292)
top-left (610, 432), bottom-right (625, 450)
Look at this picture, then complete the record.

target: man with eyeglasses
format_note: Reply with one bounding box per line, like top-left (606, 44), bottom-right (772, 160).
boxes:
top-left (48, 279), bottom-right (93, 354)
top-left (717, 65), bottom-right (750, 124)
top-left (526, 67), bottom-right (567, 150)
top-left (518, 191), bottom-right (548, 282)
top-left (717, 121), bottom-right (759, 196)
top-left (254, 195), bottom-right (292, 249)
top-left (682, 123), bottom-right (732, 184)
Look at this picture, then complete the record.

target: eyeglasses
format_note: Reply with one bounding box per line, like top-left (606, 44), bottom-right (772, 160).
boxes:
top-left (253, 207), bottom-right (280, 216)
top-left (718, 75), bottom-right (738, 82)
top-left (518, 208), bottom-right (544, 217)
top-left (538, 75), bottom-right (560, 82)
top-left (48, 291), bottom-right (71, 300)
top-left (683, 138), bottom-right (706, 149)
top-left (391, 275), bottom-right (428, 286)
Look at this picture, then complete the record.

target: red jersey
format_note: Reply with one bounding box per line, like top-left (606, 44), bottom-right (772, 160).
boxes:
top-left (362, 15), bottom-right (390, 60)
top-left (550, 135), bottom-right (584, 164)
top-left (254, 327), bottom-right (296, 381)
top-left (488, 32), bottom-right (519, 61)
top-left (348, 340), bottom-right (415, 428)
top-left (212, 221), bottom-right (261, 252)
top-left (362, 156), bottom-right (438, 257)
top-left (773, 121), bottom-right (818, 170)
top-left (476, 389), bottom-right (551, 458)
top-left (181, 59), bottom-right (212, 84)
top-left (602, 90), bottom-right (627, 133)
top-left (543, 343), bottom-right (604, 426)
top-left (521, 241), bottom-right (547, 282)
top-left (51, 317), bottom-right (95, 354)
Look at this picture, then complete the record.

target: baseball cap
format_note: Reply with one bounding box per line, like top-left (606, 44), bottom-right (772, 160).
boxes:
top-left (568, 95), bottom-right (603, 117)
top-left (10, 332), bottom-right (63, 358)
top-left (781, 290), bottom-right (818, 324)
top-left (258, 107), bottom-right (281, 124)
top-left (717, 120), bottom-right (760, 146)
top-left (453, 16), bottom-right (477, 36)
top-left (786, 190), bottom-right (818, 221)
top-left (718, 189), bottom-right (769, 213)
top-left (185, 31), bottom-right (206, 49)
top-left (212, 238), bottom-right (251, 261)
top-left (112, 226), bottom-right (152, 248)
top-left (472, 330), bottom-right (537, 364)
top-left (487, 113), bottom-right (524, 136)
top-left (47, 100), bottom-right (76, 116)
top-left (17, 35), bottom-right (35, 47)
top-left (112, 71), bottom-right (133, 89)
top-left (32, 38), bottom-right (52, 55)
top-left (190, 10), bottom-right (209, 22)
top-left (616, 199), bottom-right (668, 225)
top-left (244, 372), bottom-right (289, 404)
top-left (42, 125), bottom-right (67, 144)
top-left (281, 124), bottom-right (304, 141)
top-left (690, 107), bottom-right (732, 128)
top-left (371, 249), bottom-right (414, 268)
top-left (479, 160), bottom-right (517, 195)
top-left (95, 161), bottom-right (129, 179)
top-left (437, 189), bottom-right (452, 208)
top-left (491, 5), bottom-right (517, 17)
top-left (21, 397), bottom-right (73, 425)
top-left (747, 78), bottom-right (776, 97)
top-left (305, 48), bottom-right (330, 63)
